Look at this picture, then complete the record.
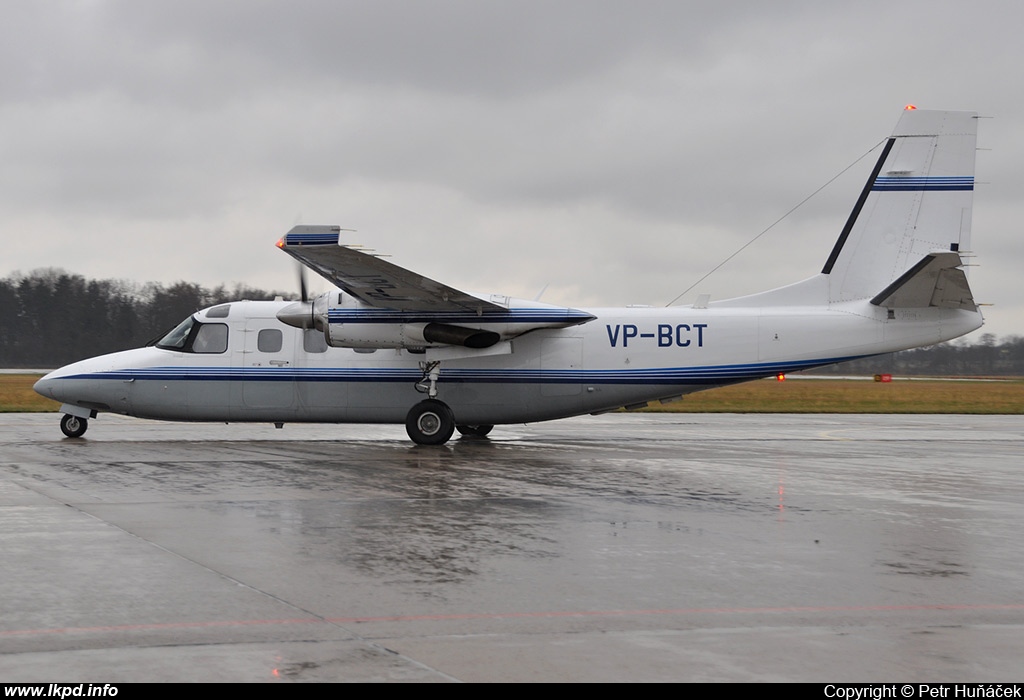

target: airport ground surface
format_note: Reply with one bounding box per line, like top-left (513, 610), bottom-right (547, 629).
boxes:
top-left (0, 412), bottom-right (1022, 682)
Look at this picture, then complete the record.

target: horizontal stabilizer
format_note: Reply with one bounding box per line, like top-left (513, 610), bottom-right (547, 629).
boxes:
top-left (870, 251), bottom-right (976, 310)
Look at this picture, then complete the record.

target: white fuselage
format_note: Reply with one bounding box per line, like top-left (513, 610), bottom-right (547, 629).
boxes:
top-left (34, 296), bottom-right (983, 426)
top-left (32, 108), bottom-right (987, 443)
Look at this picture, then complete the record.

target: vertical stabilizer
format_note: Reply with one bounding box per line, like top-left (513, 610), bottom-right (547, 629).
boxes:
top-left (822, 109), bottom-right (978, 304)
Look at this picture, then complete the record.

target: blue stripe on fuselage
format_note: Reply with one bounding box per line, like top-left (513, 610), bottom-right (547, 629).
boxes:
top-left (62, 356), bottom-right (864, 386)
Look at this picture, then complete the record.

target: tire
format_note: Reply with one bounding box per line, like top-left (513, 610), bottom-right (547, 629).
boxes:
top-left (456, 424), bottom-right (493, 438)
top-left (60, 414), bottom-right (88, 438)
top-left (405, 400), bottom-right (455, 445)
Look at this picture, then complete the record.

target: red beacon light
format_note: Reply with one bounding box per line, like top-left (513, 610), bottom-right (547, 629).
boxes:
top-left (904, 104), bottom-right (917, 110)
top-left (776, 373), bottom-right (786, 382)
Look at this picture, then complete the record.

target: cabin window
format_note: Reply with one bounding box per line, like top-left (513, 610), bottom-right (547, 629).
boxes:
top-left (303, 329), bottom-right (328, 353)
top-left (257, 329), bottom-right (283, 353)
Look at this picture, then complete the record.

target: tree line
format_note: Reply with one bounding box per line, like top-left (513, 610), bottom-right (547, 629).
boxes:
top-left (0, 269), bottom-right (286, 368)
top-left (2, 269), bottom-right (1022, 374)
top-left (811, 332), bottom-right (1024, 377)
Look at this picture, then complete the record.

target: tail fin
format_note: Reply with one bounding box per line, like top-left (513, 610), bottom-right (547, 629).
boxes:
top-left (823, 108), bottom-right (978, 305)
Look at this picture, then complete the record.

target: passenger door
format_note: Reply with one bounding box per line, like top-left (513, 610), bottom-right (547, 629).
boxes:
top-left (237, 319), bottom-right (297, 410)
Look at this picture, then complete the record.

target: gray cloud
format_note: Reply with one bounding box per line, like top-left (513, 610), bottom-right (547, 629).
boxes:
top-left (3, 0), bottom-right (1021, 336)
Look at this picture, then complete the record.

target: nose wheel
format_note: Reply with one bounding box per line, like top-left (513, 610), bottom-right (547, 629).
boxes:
top-left (405, 399), bottom-right (455, 445)
top-left (60, 414), bottom-right (88, 438)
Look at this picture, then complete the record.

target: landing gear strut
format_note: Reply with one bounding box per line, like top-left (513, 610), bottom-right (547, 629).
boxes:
top-left (60, 414), bottom-right (88, 438)
top-left (414, 360), bottom-right (441, 398)
top-left (406, 399), bottom-right (455, 445)
top-left (407, 361), bottom-right (460, 445)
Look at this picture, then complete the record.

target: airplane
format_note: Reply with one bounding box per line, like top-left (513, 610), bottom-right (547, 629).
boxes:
top-left (34, 107), bottom-right (984, 445)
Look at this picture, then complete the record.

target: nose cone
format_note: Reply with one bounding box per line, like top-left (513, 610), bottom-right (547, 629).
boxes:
top-left (33, 374), bottom-right (63, 402)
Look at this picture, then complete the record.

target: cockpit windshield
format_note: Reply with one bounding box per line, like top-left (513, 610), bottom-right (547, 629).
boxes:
top-left (155, 316), bottom-right (228, 354)
top-left (156, 316), bottom-right (196, 350)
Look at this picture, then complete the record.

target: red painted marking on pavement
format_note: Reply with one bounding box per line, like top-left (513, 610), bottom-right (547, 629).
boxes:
top-left (0, 618), bottom-right (321, 637)
top-left (2, 604), bottom-right (1022, 638)
top-left (328, 603), bottom-right (1024, 623)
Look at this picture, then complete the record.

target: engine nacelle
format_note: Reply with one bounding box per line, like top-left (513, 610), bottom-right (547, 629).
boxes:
top-left (277, 289), bottom-right (594, 351)
top-left (277, 292), bottom-right (502, 350)
top-left (325, 321), bottom-right (499, 350)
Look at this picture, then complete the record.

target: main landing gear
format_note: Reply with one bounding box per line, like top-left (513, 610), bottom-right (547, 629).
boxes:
top-left (60, 414), bottom-right (88, 438)
top-left (406, 360), bottom-right (494, 445)
top-left (406, 399), bottom-right (455, 445)
top-left (404, 402), bottom-right (495, 445)
top-left (407, 360), bottom-right (455, 444)
top-left (456, 424), bottom-right (493, 438)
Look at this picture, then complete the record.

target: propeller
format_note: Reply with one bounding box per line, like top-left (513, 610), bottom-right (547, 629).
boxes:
top-left (277, 263), bottom-right (319, 329)
top-left (277, 218), bottom-right (325, 330)
top-left (298, 263), bottom-right (308, 303)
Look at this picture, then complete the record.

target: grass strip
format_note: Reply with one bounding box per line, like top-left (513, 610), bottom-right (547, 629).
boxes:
top-left (3, 374), bottom-right (1023, 415)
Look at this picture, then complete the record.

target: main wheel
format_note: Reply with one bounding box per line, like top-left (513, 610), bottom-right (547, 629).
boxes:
top-left (405, 399), bottom-right (456, 445)
top-left (60, 414), bottom-right (88, 438)
top-left (456, 424), bottom-right (493, 438)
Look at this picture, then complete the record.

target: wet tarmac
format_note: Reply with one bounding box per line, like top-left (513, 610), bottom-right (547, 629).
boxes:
top-left (0, 412), bottom-right (1022, 682)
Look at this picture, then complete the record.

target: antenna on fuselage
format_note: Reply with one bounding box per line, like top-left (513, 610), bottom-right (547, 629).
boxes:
top-left (663, 138), bottom-right (887, 307)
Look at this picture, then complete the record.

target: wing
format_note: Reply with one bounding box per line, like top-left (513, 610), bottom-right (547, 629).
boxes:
top-left (277, 225), bottom-right (506, 315)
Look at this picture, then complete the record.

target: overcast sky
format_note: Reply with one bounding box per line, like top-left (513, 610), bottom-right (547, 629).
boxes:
top-left (4, 0), bottom-right (1020, 338)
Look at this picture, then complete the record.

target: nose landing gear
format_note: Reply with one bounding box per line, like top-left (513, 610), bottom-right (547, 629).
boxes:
top-left (60, 414), bottom-right (88, 438)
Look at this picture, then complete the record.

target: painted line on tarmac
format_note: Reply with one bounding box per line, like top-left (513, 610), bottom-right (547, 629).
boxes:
top-left (3, 603), bottom-right (1023, 638)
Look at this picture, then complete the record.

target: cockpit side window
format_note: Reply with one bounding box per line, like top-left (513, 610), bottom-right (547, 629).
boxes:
top-left (192, 323), bottom-right (228, 353)
top-left (155, 316), bottom-right (229, 354)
